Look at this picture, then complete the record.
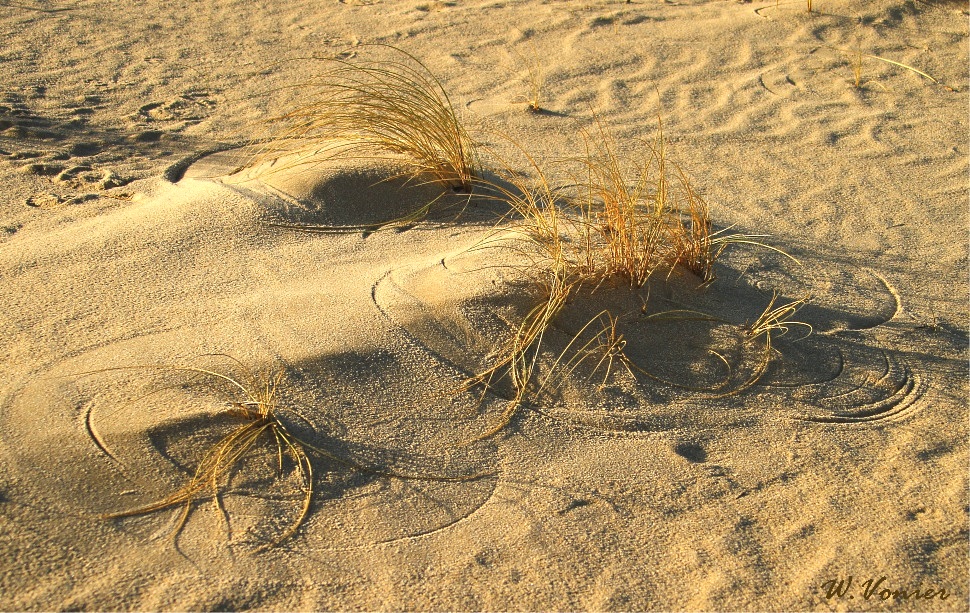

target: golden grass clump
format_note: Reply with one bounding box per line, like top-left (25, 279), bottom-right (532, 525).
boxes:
top-left (579, 120), bottom-right (801, 288)
top-left (492, 118), bottom-right (750, 289)
top-left (98, 362), bottom-right (313, 549)
top-left (267, 45), bottom-right (477, 192)
top-left (577, 125), bottom-right (673, 287)
top-left (473, 118), bottom-right (725, 291)
top-left (96, 358), bottom-right (487, 549)
top-left (462, 118), bottom-right (808, 437)
top-left (575, 119), bottom-right (731, 286)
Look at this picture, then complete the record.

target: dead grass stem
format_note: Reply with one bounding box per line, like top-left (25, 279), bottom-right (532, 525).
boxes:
top-left (721, 292), bottom-right (813, 396)
top-left (511, 43), bottom-right (545, 113)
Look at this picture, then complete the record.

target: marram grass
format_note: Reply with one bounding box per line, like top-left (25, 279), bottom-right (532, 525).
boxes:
top-left (265, 45), bottom-right (477, 193)
top-left (90, 359), bottom-right (489, 549)
top-left (462, 119), bottom-right (808, 438)
top-left (87, 52), bottom-right (815, 541)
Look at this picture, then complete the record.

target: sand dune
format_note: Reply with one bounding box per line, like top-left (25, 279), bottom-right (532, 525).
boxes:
top-left (0, 0), bottom-right (967, 610)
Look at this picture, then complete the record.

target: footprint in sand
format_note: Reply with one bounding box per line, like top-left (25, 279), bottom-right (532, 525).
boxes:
top-left (0, 98), bottom-right (60, 140)
top-left (19, 160), bottom-right (129, 207)
top-left (136, 91), bottom-right (215, 125)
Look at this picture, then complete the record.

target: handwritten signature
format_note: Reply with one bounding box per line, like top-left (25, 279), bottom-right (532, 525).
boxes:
top-left (821, 576), bottom-right (950, 602)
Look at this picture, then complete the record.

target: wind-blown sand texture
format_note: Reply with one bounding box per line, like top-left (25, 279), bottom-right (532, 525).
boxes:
top-left (1, 0), bottom-right (967, 610)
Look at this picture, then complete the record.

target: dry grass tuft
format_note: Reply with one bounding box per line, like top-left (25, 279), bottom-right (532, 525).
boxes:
top-left (568, 117), bottom-right (778, 287)
top-left (97, 361), bottom-right (313, 550)
top-left (458, 124), bottom-right (718, 436)
top-left (265, 45), bottom-right (477, 193)
top-left (576, 122), bottom-right (673, 287)
top-left (94, 358), bottom-right (489, 549)
top-left (459, 117), bottom-right (809, 437)
top-left (511, 43), bottom-right (546, 113)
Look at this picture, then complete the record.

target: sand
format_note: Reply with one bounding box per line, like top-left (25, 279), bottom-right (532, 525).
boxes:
top-left (0, 0), bottom-right (967, 610)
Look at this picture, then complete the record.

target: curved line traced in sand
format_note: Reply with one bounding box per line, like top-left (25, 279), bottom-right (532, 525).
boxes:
top-left (795, 352), bottom-right (927, 425)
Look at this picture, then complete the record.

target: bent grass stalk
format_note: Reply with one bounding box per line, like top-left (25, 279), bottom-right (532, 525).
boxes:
top-left (743, 291), bottom-right (813, 342)
top-left (511, 43), bottom-right (545, 113)
top-left (719, 292), bottom-right (813, 396)
top-left (92, 360), bottom-right (488, 549)
top-left (536, 309), bottom-right (629, 395)
top-left (619, 307), bottom-right (736, 392)
top-left (821, 45), bottom-right (940, 87)
top-left (462, 274), bottom-right (574, 440)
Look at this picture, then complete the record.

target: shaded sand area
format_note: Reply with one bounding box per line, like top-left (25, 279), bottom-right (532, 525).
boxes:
top-left (0, 0), bottom-right (967, 610)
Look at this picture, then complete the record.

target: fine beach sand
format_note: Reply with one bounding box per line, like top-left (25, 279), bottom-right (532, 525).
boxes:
top-left (0, 0), bottom-right (967, 610)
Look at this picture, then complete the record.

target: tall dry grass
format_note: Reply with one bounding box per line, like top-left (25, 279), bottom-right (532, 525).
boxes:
top-left (464, 118), bottom-right (805, 437)
top-left (265, 45), bottom-right (477, 193)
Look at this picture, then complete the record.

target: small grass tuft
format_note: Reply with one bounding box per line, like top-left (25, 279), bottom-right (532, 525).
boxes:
top-left (822, 44), bottom-right (940, 88)
top-left (511, 43), bottom-right (546, 114)
top-left (727, 292), bottom-right (813, 394)
top-left (93, 358), bottom-right (489, 549)
top-left (97, 361), bottom-right (313, 550)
